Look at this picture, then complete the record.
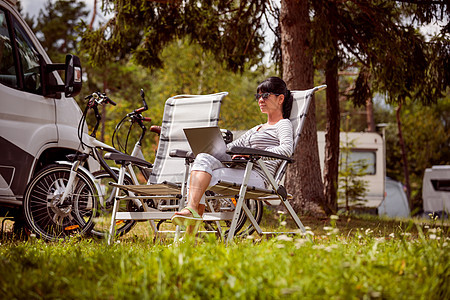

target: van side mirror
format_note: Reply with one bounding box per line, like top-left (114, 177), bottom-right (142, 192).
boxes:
top-left (64, 55), bottom-right (82, 97)
top-left (41, 54), bottom-right (83, 98)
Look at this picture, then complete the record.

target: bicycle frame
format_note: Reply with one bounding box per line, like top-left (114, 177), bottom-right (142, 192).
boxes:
top-left (56, 90), bottom-right (151, 211)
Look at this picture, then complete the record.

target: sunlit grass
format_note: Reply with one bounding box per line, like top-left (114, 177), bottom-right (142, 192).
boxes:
top-left (0, 214), bottom-right (449, 299)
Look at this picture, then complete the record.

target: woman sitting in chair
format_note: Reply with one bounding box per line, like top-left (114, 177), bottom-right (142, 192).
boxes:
top-left (171, 76), bottom-right (294, 232)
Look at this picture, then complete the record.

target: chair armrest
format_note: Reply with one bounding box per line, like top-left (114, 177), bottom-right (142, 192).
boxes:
top-left (226, 146), bottom-right (294, 163)
top-left (169, 149), bottom-right (195, 160)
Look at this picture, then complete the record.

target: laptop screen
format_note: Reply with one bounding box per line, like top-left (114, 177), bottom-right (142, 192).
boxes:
top-left (183, 126), bottom-right (231, 161)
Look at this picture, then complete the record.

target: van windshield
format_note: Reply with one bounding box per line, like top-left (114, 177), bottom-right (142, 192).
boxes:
top-left (13, 18), bottom-right (41, 94)
top-left (0, 9), bottom-right (18, 88)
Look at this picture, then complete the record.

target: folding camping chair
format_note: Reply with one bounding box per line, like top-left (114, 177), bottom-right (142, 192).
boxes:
top-left (107, 85), bottom-right (326, 244)
top-left (207, 85), bottom-right (327, 243)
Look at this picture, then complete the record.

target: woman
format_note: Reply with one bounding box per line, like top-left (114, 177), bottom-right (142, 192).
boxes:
top-left (171, 77), bottom-right (294, 232)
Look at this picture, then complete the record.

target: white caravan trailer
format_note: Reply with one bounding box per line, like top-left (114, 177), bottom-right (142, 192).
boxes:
top-left (0, 0), bottom-right (85, 224)
top-left (318, 131), bottom-right (410, 217)
top-left (318, 131), bottom-right (385, 208)
top-left (422, 165), bottom-right (450, 217)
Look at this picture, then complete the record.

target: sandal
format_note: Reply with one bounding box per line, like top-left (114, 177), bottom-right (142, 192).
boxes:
top-left (171, 207), bottom-right (203, 226)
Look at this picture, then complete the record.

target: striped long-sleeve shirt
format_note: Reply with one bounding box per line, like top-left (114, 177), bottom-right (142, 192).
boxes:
top-left (226, 118), bottom-right (294, 185)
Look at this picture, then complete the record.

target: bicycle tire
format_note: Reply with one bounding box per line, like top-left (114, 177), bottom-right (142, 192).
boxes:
top-left (204, 198), bottom-right (263, 238)
top-left (90, 170), bottom-right (139, 238)
top-left (23, 164), bottom-right (98, 241)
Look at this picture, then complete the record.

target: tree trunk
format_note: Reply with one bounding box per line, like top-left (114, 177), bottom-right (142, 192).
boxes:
top-left (396, 101), bottom-right (411, 206)
top-left (322, 1), bottom-right (340, 215)
top-left (366, 97), bottom-right (375, 132)
top-left (323, 55), bottom-right (340, 214)
top-left (280, 0), bottom-right (327, 216)
top-left (89, 0), bottom-right (97, 29)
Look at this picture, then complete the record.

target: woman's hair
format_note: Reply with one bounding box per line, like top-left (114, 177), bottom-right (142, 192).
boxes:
top-left (257, 76), bottom-right (293, 119)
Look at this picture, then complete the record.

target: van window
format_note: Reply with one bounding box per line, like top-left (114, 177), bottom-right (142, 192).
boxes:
top-left (13, 18), bottom-right (41, 94)
top-left (0, 10), bottom-right (18, 88)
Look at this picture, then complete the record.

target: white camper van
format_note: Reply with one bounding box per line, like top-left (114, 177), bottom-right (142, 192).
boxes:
top-left (0, 0), bottom-right (84, 224)
top-left (422, 165), bottom-right (450, 217)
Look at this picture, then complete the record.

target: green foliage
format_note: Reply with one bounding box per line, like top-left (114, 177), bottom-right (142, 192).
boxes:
top-left (34, 0), bottom-right (89, 62)
top-left (310, 0), bottom-right (449, 107)
top-left (81, 0), bottom-right (267, 73)
top-left (0, 220), bottom-right (449, 299)
top-left (151, 39), bottom-right (269, 131)
top-left (384, 95), bottom-right (450, 211)
top-left (338, 136), bottom-right (369, 211)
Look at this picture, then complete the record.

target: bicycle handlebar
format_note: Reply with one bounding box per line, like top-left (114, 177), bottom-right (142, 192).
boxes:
top-left (85, 92), bottom-right (117, 107)
top-left (134, 107), bottom-right (146, 113)
top-left (112, 89), bottom-right (153, 153)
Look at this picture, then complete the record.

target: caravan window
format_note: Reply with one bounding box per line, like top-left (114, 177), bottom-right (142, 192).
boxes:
top-left (340, 150), bottom-right (376, 175)
top-left (431, 179), bottom-right (450, 192)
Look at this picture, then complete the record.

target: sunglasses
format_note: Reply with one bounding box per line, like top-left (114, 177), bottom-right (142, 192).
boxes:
top-left (254, 92), bottom-right (281, 101)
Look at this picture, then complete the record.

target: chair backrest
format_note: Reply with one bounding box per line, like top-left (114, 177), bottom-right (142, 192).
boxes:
top-left (274, 85), bottom-right (326, 182)
top-left (149, 92), bottom-right (228, 184)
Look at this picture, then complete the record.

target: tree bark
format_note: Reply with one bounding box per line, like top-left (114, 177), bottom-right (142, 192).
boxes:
top-left (366, 97), bottom-right (375, 132)
top-left (396, 101), bottom-right (411, 206)
top-left (280, 0), bottom-right (327, 216)
top-left (321, 1), bottom-right (340, 215)
top-left (323, 55), bottom-right (340, 214)
top-left (89, 0), bottom-right (97, 29)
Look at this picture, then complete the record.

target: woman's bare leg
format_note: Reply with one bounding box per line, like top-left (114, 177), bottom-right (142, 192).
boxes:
top-left (197, 204), bottom-right (205, 216)
top-left (174, 170), bottom-right (211, 216)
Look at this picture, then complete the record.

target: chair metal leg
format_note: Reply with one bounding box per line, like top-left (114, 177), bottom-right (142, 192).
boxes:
top-left (108, 165), bottom-right (126, 245)
top-left (280, 198), bottom-right (306, 234)
top-left (257, 159), bottom-right (306, 234)
top-left (207, 200), bottom-right (224, 239)
top-left (174, 160), bottom-right (191, 241)
top-left (226, 161), bottom-right (254, 244)
top-left (241, 202), bottom-right (263, 235)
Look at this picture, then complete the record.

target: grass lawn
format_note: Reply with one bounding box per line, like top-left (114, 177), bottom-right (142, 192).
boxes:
top-left (0, 212), bottom-right (449, 299)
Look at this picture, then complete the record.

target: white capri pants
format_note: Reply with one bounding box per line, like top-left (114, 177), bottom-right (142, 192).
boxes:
top-left (189, 153), bottom-right (265, 205)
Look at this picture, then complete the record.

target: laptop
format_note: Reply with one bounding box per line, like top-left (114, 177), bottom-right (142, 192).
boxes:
top-left (183, 126), bottom-right (232, 161)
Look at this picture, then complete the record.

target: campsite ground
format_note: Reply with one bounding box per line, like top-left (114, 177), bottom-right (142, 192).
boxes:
top-left (1, 212), bottom-right (448, 299)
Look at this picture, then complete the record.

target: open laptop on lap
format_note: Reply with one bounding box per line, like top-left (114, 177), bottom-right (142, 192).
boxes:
top-left (183, 126), bottom-right (232, 161)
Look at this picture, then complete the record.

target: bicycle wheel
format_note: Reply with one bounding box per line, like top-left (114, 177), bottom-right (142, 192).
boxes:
top-left (204, 197), bottom-right (263, 238)
top-left (91, 170), bottom-right (139, 238)
top-left (23, 164), bottom-right (98, 241)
